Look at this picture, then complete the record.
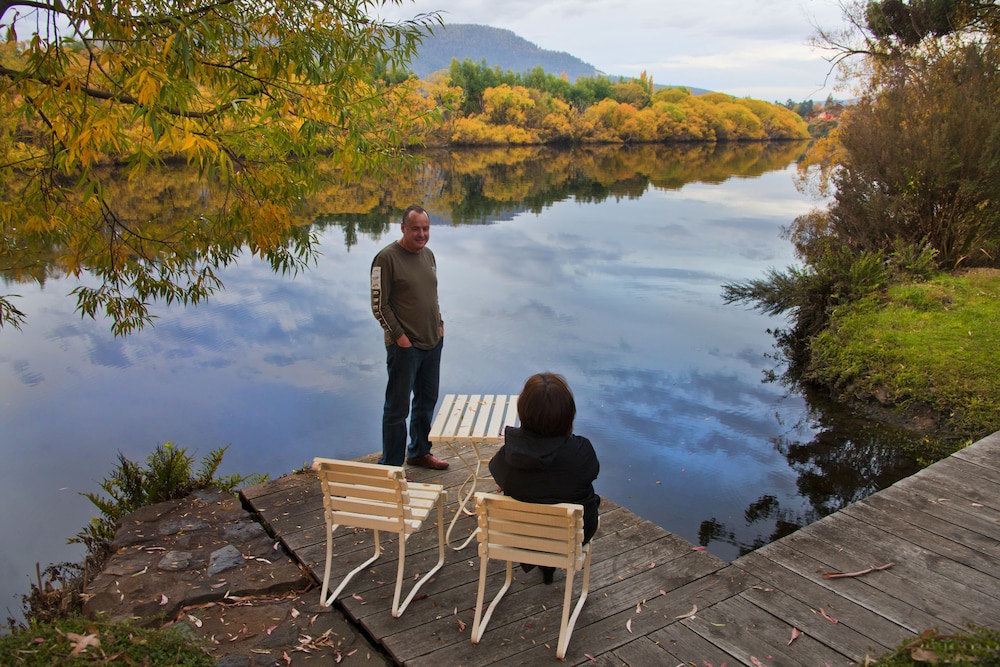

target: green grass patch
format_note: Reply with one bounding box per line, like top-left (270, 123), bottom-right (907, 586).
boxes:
top-left (807, 270), bottom-right (1000, 442)
top-left (0, 616), bottom-right (212, 666)
top-left (863, 625), bottom-right (1000, 665)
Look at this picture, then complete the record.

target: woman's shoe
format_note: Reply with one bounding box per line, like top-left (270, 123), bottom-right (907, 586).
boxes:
top-left (541, 566), bottom-right (555, 585)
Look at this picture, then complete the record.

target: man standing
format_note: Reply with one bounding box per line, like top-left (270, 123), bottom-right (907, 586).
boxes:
top-left (370, 206), bottom-right (449, 470)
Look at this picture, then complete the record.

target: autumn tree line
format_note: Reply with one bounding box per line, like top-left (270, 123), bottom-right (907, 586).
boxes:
top-left (402, 60), bottom-right (811, 145)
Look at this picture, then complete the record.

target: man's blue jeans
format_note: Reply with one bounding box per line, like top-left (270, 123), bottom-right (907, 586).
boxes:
top-left (380, 338), bottom-right (443, 465)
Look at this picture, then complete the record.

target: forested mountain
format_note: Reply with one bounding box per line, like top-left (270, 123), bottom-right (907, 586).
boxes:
top-left (408, 24), bottom-right (598, 81)
top-left (409, 24), bottom-right (710, 93)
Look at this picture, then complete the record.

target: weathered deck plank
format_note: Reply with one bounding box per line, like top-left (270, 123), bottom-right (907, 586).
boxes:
top-left (241, 430), bottom-right (1000, 665)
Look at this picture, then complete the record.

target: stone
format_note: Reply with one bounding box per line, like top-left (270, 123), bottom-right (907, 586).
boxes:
top-left (157, 518), bottom-right (211, 535)
top-left (220, 520), bottom-right (267, 544)
top-left (207, 544), bottom-right (245, 576)
top-left (158, 550), bottom-right (202, 571)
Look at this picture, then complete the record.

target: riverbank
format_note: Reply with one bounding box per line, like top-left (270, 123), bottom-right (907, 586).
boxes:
top-left (78, 484), bottom-right (390, 666)
top-left (803, 268), bottom-right (1000, 458)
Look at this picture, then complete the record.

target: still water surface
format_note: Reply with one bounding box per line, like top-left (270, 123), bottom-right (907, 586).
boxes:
top-left (0, 144), bottom-right (918, 620)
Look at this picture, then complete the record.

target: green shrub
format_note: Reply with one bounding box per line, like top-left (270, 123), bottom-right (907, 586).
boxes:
top-left (0, 616), bottom-right (212, 666)
top-left (72, 443), bottom-right (265, 572)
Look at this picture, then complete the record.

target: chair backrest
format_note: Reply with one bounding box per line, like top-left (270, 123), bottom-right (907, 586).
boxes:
top-left (475, 493), bottom-right (586, 571)
top-left (314, 458), bottom-right (422, 535)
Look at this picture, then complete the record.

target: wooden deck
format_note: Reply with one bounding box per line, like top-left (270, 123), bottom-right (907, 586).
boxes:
top-left (241, 431), bottom-right (1000, 666)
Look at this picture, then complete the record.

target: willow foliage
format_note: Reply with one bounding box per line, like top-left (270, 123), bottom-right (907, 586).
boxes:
top-left (0, 0), bottom-right (440, 334)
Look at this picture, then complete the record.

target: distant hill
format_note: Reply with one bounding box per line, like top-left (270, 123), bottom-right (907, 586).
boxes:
top-left (407, 23), bottom-right (711, 94)
top-left (408, 24), bottom-right (600, 82)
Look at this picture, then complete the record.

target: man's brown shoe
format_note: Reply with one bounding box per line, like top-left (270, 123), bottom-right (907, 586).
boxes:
top-left (405, 453), bottom-right (450, 470)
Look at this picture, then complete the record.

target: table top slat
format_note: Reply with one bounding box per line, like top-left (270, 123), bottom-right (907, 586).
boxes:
top-left (470, 395), bottom-right (495, 439)
top-left (442, 394), bottom-right (469, 438)
top-left (485, 395), bottom-right (509, 441)
top-left (503, 395), bottom-right (519, 430)
top-left (428, 394), bottom-right (457, 440)
top-left (456, 394), bottom-right (480, 438)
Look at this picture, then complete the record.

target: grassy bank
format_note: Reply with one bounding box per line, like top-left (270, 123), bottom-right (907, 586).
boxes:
top-left (804, 268), bottom-right (1000, 457)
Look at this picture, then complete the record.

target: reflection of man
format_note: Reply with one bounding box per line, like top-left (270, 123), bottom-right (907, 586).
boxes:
top-left (370, 206), bottom-right (449, 470)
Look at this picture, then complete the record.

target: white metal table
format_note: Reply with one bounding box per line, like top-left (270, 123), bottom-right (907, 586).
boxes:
top-left (428, 393), bottom-right (518, 549)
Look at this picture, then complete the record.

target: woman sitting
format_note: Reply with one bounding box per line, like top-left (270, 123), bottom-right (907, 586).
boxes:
top-left (489, 372), bottom-right (601, 584)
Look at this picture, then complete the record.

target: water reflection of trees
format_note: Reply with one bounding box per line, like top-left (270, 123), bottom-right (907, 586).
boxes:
top-left (0, 142), bottom-right (805, 283)
top-left (698, 389), bottom-right (920, 556)
top-left (311, 142), bottom-right (808, 243)
top-left (2, 142), bottom-right (808, 320)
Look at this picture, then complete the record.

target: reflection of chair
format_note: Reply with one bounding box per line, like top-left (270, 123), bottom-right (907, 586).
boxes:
top-left (470, 492), bottom-right (593, 659)
top-left (313, 458), bottom-right (446, 618)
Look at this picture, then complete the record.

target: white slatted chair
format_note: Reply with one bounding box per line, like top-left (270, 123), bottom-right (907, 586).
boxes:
top-left (470, 492), bottom-right (593, 659)
top-left (313, 458), bottom-right (446, 617)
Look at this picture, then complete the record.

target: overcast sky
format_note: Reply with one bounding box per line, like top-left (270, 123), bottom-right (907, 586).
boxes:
top-left (377, 0), bottom-right (853, 102)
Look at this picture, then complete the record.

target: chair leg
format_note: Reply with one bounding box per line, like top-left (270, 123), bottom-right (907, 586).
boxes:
top-left (393, 502), bottom-right (448, 617)
top-left (321, 527), bottom-right (383, 607)
top-left (471, 558), bottom-right (513, 644)
top-left (555, 543), bottom-right (592, 659)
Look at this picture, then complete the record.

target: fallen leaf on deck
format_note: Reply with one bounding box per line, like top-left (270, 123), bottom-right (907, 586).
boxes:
top-left (691, 546), bottom-right (706, 551)
top-left (210, 582), bottom-right (227, 589)
top-left (911, 648), bottom-right (938, 662)
top-left (188, 614), bottom-right (202, 628)
top-left (585, 654), bottom-right (597, 662)
top-left (971, 502), bottom-right (984, 508)
top-left (457, 618), bottom-right (466, 631)
top-left (266, 625), bottom-right (278, 635)
top-left (291, 607), bottom-right (300, 618)
top-left (352, 593), bottom-right (364, 601)
top-left (675, 604), bottom-right (698, 619)
top-left (788, 627), bottom-right (801, 645)
top-left (159, 593), bottom-right (169, 606)
top-left (131, 566), bottom-right (147, 577)
top-left (819, 607), bottom-right (839, 624)
top-left (283, 651), bottom-right (292, 664)
top-left (750, 657), bottom-right (765, 667)
top-left (626, 618), bottom-right (633, 633)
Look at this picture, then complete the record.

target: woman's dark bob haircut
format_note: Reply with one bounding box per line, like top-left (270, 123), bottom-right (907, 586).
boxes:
top-left (517, 372), bottom-right (576, 437)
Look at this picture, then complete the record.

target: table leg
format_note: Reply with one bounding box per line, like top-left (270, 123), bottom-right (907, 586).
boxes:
top-left (443, 441), bottom-right (483, 550)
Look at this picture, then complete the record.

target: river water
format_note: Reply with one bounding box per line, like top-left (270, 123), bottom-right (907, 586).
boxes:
top-left (0, 143), bottom-right (918, 622)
